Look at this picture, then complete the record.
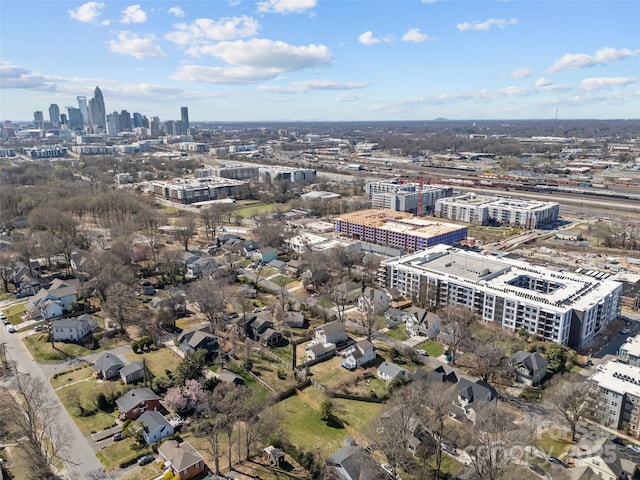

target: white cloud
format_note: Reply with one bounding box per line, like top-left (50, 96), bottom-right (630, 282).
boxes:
top-left (121, 5), bottom-right (147, 24)
top-left (168, 6), bottom-right (184, 17)
top-left (165, 16), bottom-right (259, 45)
top-left (579, 77), bottom-right (637, 91)
top-left (336, 93), bottom-right (364, 102)
top-left (108, 31), bottom-right (166, 59)
top-left (258, 79), bottom-right (368, 94)
top-left (171, 65), bottom-right (281, 84)
top-left (402, 28), bottom-right (429, 43)
top-left (68, 2), bottom-right (105, 23)
top-left (548, 47), bottom-right (640, 72)
top-left (258, 85), bottom-right (299, 94)
top-left (504, 68), bottom-right (532, 79)
top-left (0, 62), bottom-right (55, 90)
top-left (256, 0), bottom-right (316, 14)
top-left (535, 77), bottom-right (552, 87)
top-left (456, 18), bottom-right (518, 32)
top-left (190, 39), bottom-right (331, 72)
top-left (358, 31), bottom-right (381, 45)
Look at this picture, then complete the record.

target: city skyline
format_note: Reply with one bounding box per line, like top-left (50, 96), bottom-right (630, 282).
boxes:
top-left (1, 0), bottom-right (638, 122)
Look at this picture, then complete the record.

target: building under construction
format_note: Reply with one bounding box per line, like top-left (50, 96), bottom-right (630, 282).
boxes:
top-left (334, 209), bottom-right (467, 252)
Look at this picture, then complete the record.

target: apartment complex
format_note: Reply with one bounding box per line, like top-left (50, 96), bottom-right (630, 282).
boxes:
top-left (258, 166), bottom-right (316, 183)
top-left (152, 177), bottom-right (246, 204)
top-left (619, 335), bottom-right (640, 367)
top-left (589, 360), bottom-right (640, 436)
top-left (365, 180), bottom-right (453, 215)
top-left (334, 209), bottom-right (467, 252)
top-left (379, 244), bottom-right (622, 348)
top-left (434, 193), bottom-right (559, 229)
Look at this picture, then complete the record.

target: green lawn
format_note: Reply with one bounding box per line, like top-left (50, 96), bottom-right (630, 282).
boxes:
top-left (535, 430), bottom-right (574, 459)
top-left (51, 365), bottom-right (94, 389)
top-left (123, 347), bottom-right (181, 379)
top-left (385, 324), bottom-right (409, 341)
top-left (23, 333), bottom-right (115, 363)
top-left (436, 453), bottom-right (465, 477)
top-left (119, 463), bottom-right (164, 480)
top-left (303, 387), bottom-right (384, 431)
top-left (95, 437), bottom-right (153, 471)
top-left (276, 394), bottom-right (349, 454)
top-left (415, 340), bottom-right (445, 358)
top-left (232, 203), bottom-right (291, 218)
top-left (224, 360), bottom-right (272, 403)
top-left (3, 302), bottom-right (26, 325)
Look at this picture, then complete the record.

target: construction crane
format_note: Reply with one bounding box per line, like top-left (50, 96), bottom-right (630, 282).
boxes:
top-left (416, 171), bottom-right (424, 217)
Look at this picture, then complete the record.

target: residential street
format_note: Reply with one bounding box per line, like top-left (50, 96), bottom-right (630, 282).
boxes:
top-left (0, 321), bottom-right (110, 480)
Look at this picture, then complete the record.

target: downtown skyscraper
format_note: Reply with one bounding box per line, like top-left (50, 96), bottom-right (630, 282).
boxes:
top-left (181, 106), bottom-right (189, 131)
top-left (48, 104), bottom-right (60, 128)
top-left (89, 86), bottom-right (106, 133)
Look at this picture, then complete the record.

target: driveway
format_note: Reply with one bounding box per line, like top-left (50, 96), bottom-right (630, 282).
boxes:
top-left (0, 325), bottom-right (111, 479)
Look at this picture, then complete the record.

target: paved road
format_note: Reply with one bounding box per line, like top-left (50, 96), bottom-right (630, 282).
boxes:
top-left (0, 324), bottom-right (110, 480)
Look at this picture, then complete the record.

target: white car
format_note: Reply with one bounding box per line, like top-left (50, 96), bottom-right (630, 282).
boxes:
top-left (627, 444), bottom-right (640, 454)
top-left (6, 324), bottom-right (16, 333)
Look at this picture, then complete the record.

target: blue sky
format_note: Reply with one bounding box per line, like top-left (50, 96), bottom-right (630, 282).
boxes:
top-left (1, 0), bottom-right (638, 122)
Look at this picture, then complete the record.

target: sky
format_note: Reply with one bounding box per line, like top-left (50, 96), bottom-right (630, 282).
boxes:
top-left (1, 0), bottom-right (639, 122)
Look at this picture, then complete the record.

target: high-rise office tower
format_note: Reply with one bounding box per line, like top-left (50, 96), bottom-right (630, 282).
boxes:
top-left (132, 112), bottom-right (143, 129)
top-left (48, 104), bottom-right (60, 128)
top-left (77, 96), bottom-right (89, 129)
top-left (119, 110), bottom-right (131, 132)
top-left (60, 113), bottom-right (68, 126)
top-left (142, 115), bottom-right (149, 128)
top-left (106, 112), bottom-right (119, 136)
top-left (67, 107), bottom-right (83, 131)
top-left (150, 116), bottom-right (161, 136)
top-left (33, 110), bottom-right (45, 130)
top-left (89, 86), bottom-right (106, 132)
top-left (181, 106), bottom-right (189, 131)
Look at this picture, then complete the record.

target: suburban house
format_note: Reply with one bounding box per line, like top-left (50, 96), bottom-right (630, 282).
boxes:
top-left (326, 441), bottom-right (387, 480)
top-left (509, 351), bottom-right (548, 386)
top-left (284, 311), bottom-right (305, 329)
top-left (406, 308), bottom-right (441, 338)
top-left (305, 342), bottom-right (336, 362)
top-left (158, 440), bottom-right (205, 480)
top-left (357, 287), bottom-right (391, 316)
top-left (178, 327), bottom-right (219, 359)
top-left (119, 362), bottom-right (145, 384)
top-left (341, 340), bottom-right (376, 370)
top-left (568, 437), bottom-right (632, 480)
top-left (252, 247), bottom-right (278, 264)
top-left (178, 252), bottom-right (215, 279)
top-left (238, 284), bottom-right (257, 298)
top-left (70, 249), bottom-right (93, 276)
top-left (414, 365), bottom-right (458, 385)
top-left (116, 387), bottom-right (161, 420)
top-left (139, 410), bottom-right (174, 444)
top-left (268, 259), bottom-right (287, 272)
top-left (377, 362), bottom-right (410, 384)
top-left (249, 317), bottom-right (274, 340)
top-left (454, 378), bottom-right (498, 423)
top-left (261, 328), bottom-right (284, 347)
top-left (140, 280), bottom-right (155, 296)
top-left (51, 314), bottom-right (97, 342)
top-left (26, 278), bottom-right (78, 320)
top-left (243, 240), bottom-right (260, 257)
top-left (384, 308), bottom-right (413, 328)
top-left (380, 405), bottom-right (427, 456)
top-left (93, 353), bottom-right (125, 380)
top-left (315, 320), bottom-right (348, 346)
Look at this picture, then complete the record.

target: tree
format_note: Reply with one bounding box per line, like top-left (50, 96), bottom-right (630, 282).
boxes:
top-left (361, 253), bottom-right (381, 287)
top-left (174, 213), bottom-right (197, 251)
top-left (547, 373), bottom-right (591, 441)
top-left (174, 349), bottom-right (207, 386)
top-left (325, 281), bottom-right (350, 323)
top-left (438, 305), bottom-right (474, 365)
top-left (188, 278), bottom-right (229, 335)
top-left (0, 254), bottom-right (16, 292)
top-left (102, 282), bottom-right (138, 333)
top-left (543, 343), bottom-right (572, 374)
top-left (469, 338), bottom-right (505, 383)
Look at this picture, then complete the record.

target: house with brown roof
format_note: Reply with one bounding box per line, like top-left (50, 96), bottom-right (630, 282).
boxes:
top-left (115, 387), bottom-right (161, 420)
top-left (158, 440), bottom-right (205, 480)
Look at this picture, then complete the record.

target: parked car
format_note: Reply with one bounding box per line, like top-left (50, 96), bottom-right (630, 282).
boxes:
top-left (441, 443), bottom-right (457, 455)
top-left (6, 324), bottom-right (15, 333)
top-left (34, 325), bottom-right (46, 332)
top-left (627, 444), bottom-right (640, 454)
top-left (548, 456), bottom-right (565, 467)
top-left (621, 328), bottom-right (631, 335)
top-left (611, 437), bottom-right (625, 446)
top-left (380, 463), bottom-right (397, 479)
top-left (414, 349), bottom-right (428, 356)
top-left (137, 454), bottom-right (154, 466)
top-left (112, 432), bottom-right (122, 442)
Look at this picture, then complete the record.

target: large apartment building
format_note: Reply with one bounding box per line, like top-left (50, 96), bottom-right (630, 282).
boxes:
top-left (258, 167), bottom-right (316, 183)
top-left (434, 193), bottom-right (559, 229)
top-left (365, 180), bottom-right (453, 215)
top-left (379, 244), bottom-right (622, 348)
top-left (334, 210), bottom-right (467, 253)
top-left (152, 177), bottom-right (246, 204)
top-left (619, 335), bottom-right (640, 367)
top-left (589, 360), bottom-right (640, 436)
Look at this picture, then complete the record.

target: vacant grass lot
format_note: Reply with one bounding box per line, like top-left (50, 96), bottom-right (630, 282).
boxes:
top-left (123, 347), bottom-right (181, 379)
top-left (302, 387), bottom-right (384, 432)
top-left (224, 360), bottom-right (272, 404)
top-left (119, 463), bottom-right (164, 480)
top-left (233, 203), bottom-right (291, 218)
top-left (415, 340), bottom-right (445, 357)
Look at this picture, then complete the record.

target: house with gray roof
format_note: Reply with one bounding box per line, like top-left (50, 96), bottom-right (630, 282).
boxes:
top-left (376, 362), bottom-right (410, 384)
top-left (51, 313), bottom-right (96, 342)
top-left (314, 320), bottom-right (348, 346)
top-left (26, 278), bottom-right (78, 320)
top-left (326, 443), bottom-right (386, 480)
top-left (119, 362), bottom-right (145, 384)
top-left (139, 410), bottom-right (174, 444)
top-left (92, 352), bottom-right (125, 380)
top-left (568, 437), bottom-right (628, 480)
top-left (158, 440), bottom-right (205, 480)
top-left (455, 378), bottom-right (498, 423)
top-left (342, 340), bottom-right (376, 370)
top-left (115, 387), bottom-right (161, 420)
top-left (509, 351), bottom-right (548, 386)
top-left (305, 342), bottom-right (336, 362)
top-left (284, 311), bottom-right (305, 328)
top-left (178, 328), bottom-right (218, 359)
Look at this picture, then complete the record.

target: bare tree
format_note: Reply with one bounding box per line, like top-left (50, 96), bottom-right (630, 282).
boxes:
top-left (188, 277), bottom-right (229, 335)
top-left (174, 213), bottom-right (198, 251)
top-left (273, 275), bottom-right (289, 311)
top-left (469, 338), bottom-right (505, 383)
top-left (361, 252), bottom-right (381, 287)
top-left (0, 254), bottom-right (16, 292)
top-left (547, 373), bottom-right (591, 441)
top-left (102, 282), bottom-right (139, 334)
top-left (359, 301), bottom-right (378, 342)
top-left (438, 305), bottom-right (474, 365)
top-left (325, 281), bottom-right (350, 323)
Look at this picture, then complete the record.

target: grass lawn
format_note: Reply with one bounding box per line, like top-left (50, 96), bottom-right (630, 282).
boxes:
top-left (309, 356), bottom-right (355, 388)
top-left (95, 437), bottom-right (153, 471)
top-left (23, 333), bottom-right (120, 363)
top-left (303, 387), bottom-right (384, 432)
top-left (269, 344), bottom-right (293, 363)
top-left (436, 453), bottom-right (465, 477)
top-left (4, 302), bottom-right (26, 324)
top-left (0, 292), bottom-right (12, 301)
top-left (415, 340), bottom-right (444, 358)
top-left (276, 394), bottom-right (349, 454)
top-left (385, 324), bottom-right (409, 341)
top-left (224, 360), bottom-right (272, 403)
top-left (119, 463), bottom-right (164, 480)
top-left (233, 203), bottom-right (291, 218)
top-left (535, 430), bottom-right (574, 459)
top-left (248, 353), bottom-right (297, 394)
top-left (56, 376), bottom-right (123, 434)
top-left (123, 347), bottom-right (181, 378)
top-left (50, 365), bottom-right (94, 389)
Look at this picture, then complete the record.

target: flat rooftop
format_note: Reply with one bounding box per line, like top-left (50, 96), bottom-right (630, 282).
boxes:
top-left (440, 193), bottom-right (557, 210)
top-left (336, 209), bottom-right (466, 238)
top-left (591, 360), bottom-right (640, 397)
